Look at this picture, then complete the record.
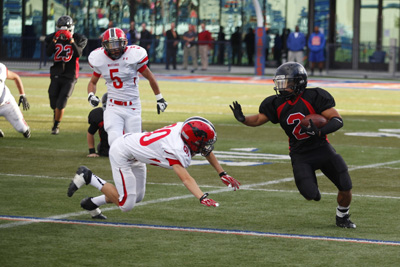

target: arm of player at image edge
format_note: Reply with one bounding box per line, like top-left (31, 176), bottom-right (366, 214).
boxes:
top-left (87, 132), bottom-right (99, 157)
top-left (140, 67), bottom-right (168, 114)
top-left (172, 164), bottom-right (219, 207)
top-left (7, 70), bottom-right (30, 111)
top-left (206, 152), bottom-right (241, 190)
top-left (87, 74), bottom-right (101, 107)
top-left (230, 101), bottom-right (269, 126)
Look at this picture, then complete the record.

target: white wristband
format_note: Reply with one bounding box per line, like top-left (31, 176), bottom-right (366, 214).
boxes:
top-left (155, 93), bottom-right (163, 101)
top-left (20, 94), bottom-right (25, 96)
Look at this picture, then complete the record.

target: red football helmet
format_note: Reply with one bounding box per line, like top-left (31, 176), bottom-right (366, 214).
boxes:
top-left (102, 28), bottom-right (128, 60)
top-left (180, 117), bottom-right (217, 157)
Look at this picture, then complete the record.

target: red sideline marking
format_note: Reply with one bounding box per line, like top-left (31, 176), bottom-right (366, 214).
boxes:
top-left (1, 216), bottom-right (399, 246)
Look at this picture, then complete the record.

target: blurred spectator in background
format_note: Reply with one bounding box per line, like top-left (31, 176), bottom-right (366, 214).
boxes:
top-left (308, 26), bottom-right (326, 76)
top-left (217, 26), bottom-right (226, 64)
top-left (127, 21), bottom-right (139, 45)
top-left (273, 33), bottom-right (283, 66)
top-left (287, 25), bottom-right (306, 65)
top-left (139, 22), bottom-right (153, 67)
top-left (230, 27), bottom-right (242, 65)
top-left (198, 23), bottom-right (213, 70)
top-left (182, 24), bottom-right (198, 72)
top-left (165, 22), bottom-right (180, 70)
top-left (281, 28), bottom-right (291, 62)
top-left (244, 28), bottom-right (255, 66)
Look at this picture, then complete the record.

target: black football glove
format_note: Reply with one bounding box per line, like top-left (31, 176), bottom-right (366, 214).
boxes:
top-left (88, 92), bottom-right (100, 107)
top-left (301, 119), bottom-right (321, 137)
top-left (18, 95), bottom-right (30, 111)
top-left (229, 101), bottom-right (245, 122)
top-left (157, 98), bottom-right (168, 114)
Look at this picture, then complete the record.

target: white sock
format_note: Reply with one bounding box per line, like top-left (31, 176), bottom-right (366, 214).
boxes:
top-left (90, 174), bottom-right (107, 191)
top-left (336, 205), bottom-right (350, 217)
top-left (91, 195), bottom-right (107, 207)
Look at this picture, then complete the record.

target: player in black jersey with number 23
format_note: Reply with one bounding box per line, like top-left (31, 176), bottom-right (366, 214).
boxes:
top-left (230, 62), bottom-right (356, 228)
top-left (45, 15), bottom-right (88, 135)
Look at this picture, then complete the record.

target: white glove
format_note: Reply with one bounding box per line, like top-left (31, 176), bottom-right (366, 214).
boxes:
top-left (155, 94), bottom-right (168, 114)
top-left (88, 92), bottom-right (100, 107)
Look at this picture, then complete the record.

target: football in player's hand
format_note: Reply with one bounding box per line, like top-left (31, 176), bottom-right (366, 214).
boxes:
top-left (301, 114), bottom-right (328, 128)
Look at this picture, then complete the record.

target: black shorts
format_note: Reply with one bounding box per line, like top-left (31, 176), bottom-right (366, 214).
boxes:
top-left (48, 76), bottom-right (77, 110)
top-left (290, 143), bottom-right (352, 198)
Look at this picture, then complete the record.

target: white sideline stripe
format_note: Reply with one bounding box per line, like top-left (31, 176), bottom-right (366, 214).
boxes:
top-left (0, 159), bottom-right (399, 229)
top-left (1, 216), bottom-right (399, 246)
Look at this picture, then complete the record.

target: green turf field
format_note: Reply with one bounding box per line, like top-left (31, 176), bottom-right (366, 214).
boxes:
top-left (0, 76), bottom-right (399, 266)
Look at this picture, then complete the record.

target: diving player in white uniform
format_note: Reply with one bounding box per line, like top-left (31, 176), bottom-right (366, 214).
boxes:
top-left (0, 63), bottom-right (31, 138)
top-left (68, 117), bottom-right (241, 219)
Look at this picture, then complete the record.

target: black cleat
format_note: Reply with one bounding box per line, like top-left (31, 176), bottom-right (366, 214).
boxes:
top-left (67, 166), bottom-right (92, 197)
top-left (336, 214), bottom-right (356, 229)
top-left (51, 127), bottom-right (59, 135)
top-left (23, 128), bottom-right (31, 138)
top-left (92, 213), bottom-right (108, 220)
top-left (314, 190), bottom-right (321, 201)
top-left (80, 197), bottom-right (107, 219)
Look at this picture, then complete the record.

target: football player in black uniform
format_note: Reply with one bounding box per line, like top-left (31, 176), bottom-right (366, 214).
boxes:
top-left (87, 93), bottom-right (109, 157)
top-left (45, 15), bottom-right (88, 135)
top-left (230, 62), bottom-right (356, 228)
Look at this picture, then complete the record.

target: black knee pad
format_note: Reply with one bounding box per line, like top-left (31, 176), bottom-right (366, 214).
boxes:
top-left (49, 96), bottom-right (58, 110)
top-left (331, 154), bottom-right (352, 191)
top-left (293, 164), bottom-right (320, 200)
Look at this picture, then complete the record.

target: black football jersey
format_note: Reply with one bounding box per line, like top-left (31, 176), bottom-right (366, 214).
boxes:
top-left (45, 32), bottom-right (88, 79)
top-left (88, 108), bottom-right (109, 147)
top-left (259, 87), bottom-right (335, 154)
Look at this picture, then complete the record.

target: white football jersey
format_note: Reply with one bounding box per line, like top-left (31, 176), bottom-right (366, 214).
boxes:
top-left (0, 63), bottom-right (7, 103)
top-left (120, 122), bottom-right (192, 169)
top-left (0, 63), bottom-right (11, 105)
top-left (88, 45), bottom-right (148, 102)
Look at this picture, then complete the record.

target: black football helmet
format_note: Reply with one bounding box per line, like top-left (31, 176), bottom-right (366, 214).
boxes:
top-left (273, 62), bottom-right (308, 100)
top-left (56, 15), bottom-right (75, 34)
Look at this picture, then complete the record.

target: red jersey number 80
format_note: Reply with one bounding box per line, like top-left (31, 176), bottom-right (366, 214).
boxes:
top-left (139, 124), bottom-right (177, 146)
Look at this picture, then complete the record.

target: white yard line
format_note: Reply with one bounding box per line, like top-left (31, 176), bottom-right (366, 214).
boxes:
top-left (0, 159), bottom-right (399, 229)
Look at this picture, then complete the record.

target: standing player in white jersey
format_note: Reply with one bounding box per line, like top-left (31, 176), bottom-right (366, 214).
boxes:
top-left (87, 27), bottom-right (168, 146)
top-left (68, 117), bottom-right (241, 219)
top-left (0, 62), bottom-right (31, 138)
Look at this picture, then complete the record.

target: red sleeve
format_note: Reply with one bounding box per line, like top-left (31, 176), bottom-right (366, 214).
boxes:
top-left (167, 158), bottom-right (182, 166)
top-left (138, 64), bottom-right (148, 73)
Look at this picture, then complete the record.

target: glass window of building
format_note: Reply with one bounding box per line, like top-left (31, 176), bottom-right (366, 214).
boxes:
top-left (2, 0), bottom-right (23, 58)
top-left (286, 0), bottom-right (308, 33)
top-left (335, 0), bottom-right (354, 63)
top-left (382, 0), bottom-right (400, 48)
top-left (360, 0), bottom-right (379, 60)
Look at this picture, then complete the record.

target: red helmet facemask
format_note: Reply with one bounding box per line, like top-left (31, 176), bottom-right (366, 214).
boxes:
top-left (180, 117), bottom-right (217, 157)
top-left (102, 28), bottom-right (127, 60)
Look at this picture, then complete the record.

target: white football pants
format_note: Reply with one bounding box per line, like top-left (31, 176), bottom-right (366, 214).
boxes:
top-left (109, 137), bottom-right (147, 212)
top-left (104, 103), bottom-right (142, 145)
